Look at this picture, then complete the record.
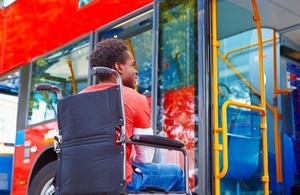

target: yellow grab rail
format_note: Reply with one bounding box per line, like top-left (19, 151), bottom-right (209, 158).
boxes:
top-left (66, 60), bottom-right (77, 95)
top-left (251, 0), bottom-right (269, 194)
top-left (272, 30), bottom-right (291, 182)
top-left (211, 0), bottom-right (222, 194)
top-left (217, 50), bottom-right (276, 116)
top-left (224, 37), bottom-right (278, 59)
top-left (272, 30), bottom-right (282, 182)
top-left (218, 100), bottom-right (265, 179)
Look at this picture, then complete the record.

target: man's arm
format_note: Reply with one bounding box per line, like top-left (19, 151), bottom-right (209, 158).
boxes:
top-left (132, 127), bottom-right (155, 163)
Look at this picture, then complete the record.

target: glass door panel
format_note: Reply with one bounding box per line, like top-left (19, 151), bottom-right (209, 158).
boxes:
top-left (157, 0), bottom-right (198, 192)
top-left (97, 9), bottom-right (153, 96)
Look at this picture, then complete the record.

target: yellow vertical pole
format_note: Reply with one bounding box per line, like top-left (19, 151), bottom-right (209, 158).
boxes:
top-left (251, 0), bottom-right (270, 194)
top-left (211, 0), bottom-right (222, 194)
top-left (66, 60), bottom-right (77, 94)
top-left (272, 30), bottom-right (283, 182)
top-left (125, 39), bottom-right (139, 91)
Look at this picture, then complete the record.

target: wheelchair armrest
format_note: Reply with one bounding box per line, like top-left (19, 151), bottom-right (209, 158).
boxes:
top-left (128, 135), bottom-right (190, 194)
top-left (129, 134), bottom-right (184, 149)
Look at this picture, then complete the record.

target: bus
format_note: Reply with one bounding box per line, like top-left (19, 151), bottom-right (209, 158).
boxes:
top-left (0, 75), bottom-right (18, 195)
top-left (1, 0), bottom-right (300, 194)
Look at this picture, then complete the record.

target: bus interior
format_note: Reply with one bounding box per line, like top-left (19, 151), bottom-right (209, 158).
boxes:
top-left (216, 1), bottom-right (300, 194)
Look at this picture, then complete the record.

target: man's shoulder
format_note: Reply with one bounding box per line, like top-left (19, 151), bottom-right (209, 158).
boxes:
top-left (81, 83), bottom-right (117, 93)
top-left (123, 86), bottom-right (146, 100)
top-left (123, 86), bottom-right (142, 95)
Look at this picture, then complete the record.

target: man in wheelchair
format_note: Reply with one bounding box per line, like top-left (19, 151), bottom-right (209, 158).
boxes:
top-left (82, 38), bottom-right (185, 192)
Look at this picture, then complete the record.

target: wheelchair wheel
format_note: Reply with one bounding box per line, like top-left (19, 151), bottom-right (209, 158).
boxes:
top-left (28, 161), bottom-right (56, 195)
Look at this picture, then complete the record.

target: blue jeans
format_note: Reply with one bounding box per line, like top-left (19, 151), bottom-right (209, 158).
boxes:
top-left (127, 162), bottom-right (185, 192)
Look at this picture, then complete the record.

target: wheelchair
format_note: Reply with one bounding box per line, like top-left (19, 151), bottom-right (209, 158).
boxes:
top-left (35, 67), bottom-right (190, 195)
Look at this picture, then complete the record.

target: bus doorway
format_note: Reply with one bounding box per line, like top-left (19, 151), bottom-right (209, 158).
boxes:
top-left (214, 1), bottom-right (300, 194)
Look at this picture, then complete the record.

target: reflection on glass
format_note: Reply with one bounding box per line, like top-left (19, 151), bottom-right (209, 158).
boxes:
top-left (98, 11), bottom-right (153, 96)
top-left (159, 1), bottom-right (196, 91)
top-left (158, 0), bottom-right (197, 192)
top-left (78, 0), bottom-right (93, 8)
top-left (0, 0), bottom-right (16, 8)
top-left (129, 31), bottom-right (153, 95)
top-left (0, 72), bottom-right (19, 95)
top-left (28, 37), bottom-right (90, 125)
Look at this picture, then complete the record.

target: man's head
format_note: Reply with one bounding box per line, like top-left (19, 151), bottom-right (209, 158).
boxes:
top-left (89, 38), bottom-right (138, 89)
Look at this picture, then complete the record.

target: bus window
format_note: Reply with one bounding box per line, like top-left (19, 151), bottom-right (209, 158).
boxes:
top-left (78, 0), bottom-right (93, 8)
top-left (0, 0), bottom-right (16, 8)
top-left (157, 0), bottom-right (197, 191)
top-left (28, 37), bottom-right (90, 126)
top-left (0, 74), bottom-right (19, 95)
top-left (97, 9), bottom-right (153, 96)
top-left (158, 1), bottom-right (196, 91)
top-left (129, 31), bottom-right (153, 95)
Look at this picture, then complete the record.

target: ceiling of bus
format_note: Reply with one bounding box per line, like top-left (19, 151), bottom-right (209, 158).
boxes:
top-left (44, 45), bottom-right (89, 80)
top-left (219, 0), bottom-right (300, 50)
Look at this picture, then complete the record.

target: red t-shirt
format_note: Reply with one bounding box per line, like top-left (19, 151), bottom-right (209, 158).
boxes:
top-left (80, 83), bottom-right (151, 183)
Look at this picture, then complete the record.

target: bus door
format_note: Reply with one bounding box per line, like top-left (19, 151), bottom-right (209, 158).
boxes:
top-left (97, 1), bottom-right (201, 193)
top-left (214, 1), bottom-right (300, 194)
top-left (154, 0), bottom-right (201, 194)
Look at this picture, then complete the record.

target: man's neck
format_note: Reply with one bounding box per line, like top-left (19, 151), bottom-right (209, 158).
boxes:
top-left (100, 77), bottom-right (117, 84)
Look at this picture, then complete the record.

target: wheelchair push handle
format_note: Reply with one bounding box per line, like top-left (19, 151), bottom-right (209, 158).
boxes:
top-left (91, 67), bottom-right (122, 86)
top-left (34, 83), bottom-right (63, 99)
top-left (91, 66), bottom-right (114, 75)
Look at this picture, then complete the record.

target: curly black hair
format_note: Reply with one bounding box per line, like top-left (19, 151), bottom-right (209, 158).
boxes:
top-left (89, 38), bottom-right (129, 69)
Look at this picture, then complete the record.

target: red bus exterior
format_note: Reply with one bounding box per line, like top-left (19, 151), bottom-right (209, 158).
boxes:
top-left (1, 1), bottom-right (153, 194)
top-left (6, 1), bottom-right (299, 195)
top-left (0, 0), bottom-right (152, 75)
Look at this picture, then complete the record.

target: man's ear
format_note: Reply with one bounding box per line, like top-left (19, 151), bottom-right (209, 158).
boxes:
top-left (114, 62), bottom-right (123, 74)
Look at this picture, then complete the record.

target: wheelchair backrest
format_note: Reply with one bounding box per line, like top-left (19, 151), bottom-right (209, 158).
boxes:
top-left (56, 85), bottom-right (127, 194)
